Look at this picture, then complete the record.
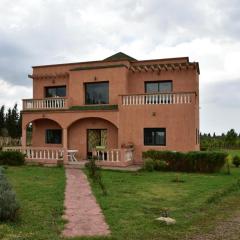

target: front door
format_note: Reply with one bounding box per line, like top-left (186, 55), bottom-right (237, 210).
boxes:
top-left (87, 129), bottom-right (107, 157)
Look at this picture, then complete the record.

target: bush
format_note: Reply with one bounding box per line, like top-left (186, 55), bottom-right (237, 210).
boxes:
top-left (0, 151), bottom-right (25, 166)
top-left (0, 167), bottom-right (20, 221)
top-left (85, 157), bottom-right (107, 195)
top-left (143, 150), bottom-right (227, 173)
top-left (154, 160), bottom-right (168, 171)
top-left (233, 156), bottom-right (240, 167)
top-left (144, 158), bottom-right (154, 171)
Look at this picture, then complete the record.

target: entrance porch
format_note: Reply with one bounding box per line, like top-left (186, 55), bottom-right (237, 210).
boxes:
top-left (3, 117), bottom-right (134, 167)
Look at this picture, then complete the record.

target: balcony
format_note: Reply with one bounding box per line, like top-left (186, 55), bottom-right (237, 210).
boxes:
top-left (23, 98), bottom-right (68, 110)
top-left (121, 92), bottom-right (195, 105)
top-left (22, 92), bottom-right (196, 111)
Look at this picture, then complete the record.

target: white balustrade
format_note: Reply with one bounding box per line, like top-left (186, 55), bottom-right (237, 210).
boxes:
top-left (23, 98), bottom-right (68, 110)
top-left (95, 149), bottom-right (120, 162)
top-left (122, 93), bottom-right (194, 105)
top-left (2, 147), bottom-right (64, 161)
top-left (95, 148), bottom-right (134, 162)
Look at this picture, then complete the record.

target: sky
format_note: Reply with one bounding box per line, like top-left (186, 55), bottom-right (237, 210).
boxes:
top-left (0, 0), bottom-right (239, 134)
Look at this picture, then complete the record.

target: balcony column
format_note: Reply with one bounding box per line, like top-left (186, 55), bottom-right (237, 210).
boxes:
top-left (22, 126), bottom-right (27, 148)
top-left (63, 128), bottom-right (68, 164)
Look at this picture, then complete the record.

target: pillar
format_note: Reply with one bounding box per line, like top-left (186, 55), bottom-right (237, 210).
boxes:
top-left (63, 128), bottom-right (68, 164)
top-left (22, 126), bottom-right (27, 148)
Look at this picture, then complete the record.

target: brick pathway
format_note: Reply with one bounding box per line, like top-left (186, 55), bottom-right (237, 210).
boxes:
top-left (62, 169), bottom-right (110, 237)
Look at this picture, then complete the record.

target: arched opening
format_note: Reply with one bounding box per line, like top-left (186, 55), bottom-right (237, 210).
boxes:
top-left (25, 118), bottom-right (63, 147)
top-left (68, 117), bottom-right (118, 160)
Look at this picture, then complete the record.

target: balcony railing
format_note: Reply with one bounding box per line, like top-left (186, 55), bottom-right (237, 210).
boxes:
top-left (22, 98), bottom-right (68, 110)
top-left (121, 92), bottom-right (195, 105)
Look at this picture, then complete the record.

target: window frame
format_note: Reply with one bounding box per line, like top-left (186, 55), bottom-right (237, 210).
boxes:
top-left (84, 81), bottom-right (109, 105)
top-left (45, 129), bottom-right (62, 144)
top-left (144, 80), bottom-right (173, 93)
top-left (45, 85), bottom-right (67, 98)
top-left (144, 128), bottom-right (166, 146)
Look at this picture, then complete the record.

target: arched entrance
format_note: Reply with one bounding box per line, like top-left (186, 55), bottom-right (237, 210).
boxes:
top-left (24, 118), bottom-right (63, 148)
top-left (67, 117), bottom-right (118, 159)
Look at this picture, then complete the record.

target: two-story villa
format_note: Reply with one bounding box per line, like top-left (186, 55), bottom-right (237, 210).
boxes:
top-left (15, 52), bottom-right (200, 167)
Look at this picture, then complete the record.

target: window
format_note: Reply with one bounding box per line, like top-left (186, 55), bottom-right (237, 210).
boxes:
top-left (45, 129), bottom-right (62, 144)
top-left (45, 86), bottom-right (66, 98)
top-left (145, 81), bottom-right (172, 93)
top-left (144, 128), bottom-right (166, 146)
top-left (85, 82), bottom-right (109, 104)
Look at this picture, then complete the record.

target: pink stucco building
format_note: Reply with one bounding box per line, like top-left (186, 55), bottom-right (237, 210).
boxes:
top-left (12, 52), bottom-right (200, 166)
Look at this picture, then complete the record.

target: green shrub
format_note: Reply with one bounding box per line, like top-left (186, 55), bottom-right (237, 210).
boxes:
top-left (144, 158), bottom-right (154, 171)
top-left (154, 160), bottom-right (168, 171)
top-left (0, 151), bottom-right (25, 166)
top-left (85, 157), bottom-right (107, 195)
top-left (0, 167), bottom-right (20, 221)
top-left (233, 156), bottom-right (240, 167)
top-left (142, 150), bottom-right (227, 173)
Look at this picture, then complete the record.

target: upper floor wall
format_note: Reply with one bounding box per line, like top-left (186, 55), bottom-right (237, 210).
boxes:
top-left (29, 52), bottom-right (200, 107)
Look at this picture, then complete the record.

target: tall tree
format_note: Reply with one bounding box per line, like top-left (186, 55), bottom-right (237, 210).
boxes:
top-left (225, 129), bottom-right (238, 147)
top-left (0, 105), bottom-right (5, 134)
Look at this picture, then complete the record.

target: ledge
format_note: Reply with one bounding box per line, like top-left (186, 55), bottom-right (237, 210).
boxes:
top-left (69, 105), bottom-right (118, 111)
top-left (70, 64), bottom-right (128, 71)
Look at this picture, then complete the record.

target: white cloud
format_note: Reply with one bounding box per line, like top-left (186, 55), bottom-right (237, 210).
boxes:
top-left (0, 79), bottom-right (32, 109)
top-left (0, 0), bottom-right (239, 133)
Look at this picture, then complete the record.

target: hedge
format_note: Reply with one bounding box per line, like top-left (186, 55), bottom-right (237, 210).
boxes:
top-left (0, 151), bottom-right (25, 166)
top-left (143, 150), bottom-right (227, 173)
top-left (0, 167), bottom-right (20, 221)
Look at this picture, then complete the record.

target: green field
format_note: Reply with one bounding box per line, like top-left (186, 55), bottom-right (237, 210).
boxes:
top-left (0, 166), bottom-right (240, 240)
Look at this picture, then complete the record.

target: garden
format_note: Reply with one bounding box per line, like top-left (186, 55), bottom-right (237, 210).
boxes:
top-left (0, 150), bottom-right (240, 240)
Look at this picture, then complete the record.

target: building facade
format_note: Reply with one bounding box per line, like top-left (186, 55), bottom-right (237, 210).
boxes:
top-left (19, 52), bottom-right (200, 166)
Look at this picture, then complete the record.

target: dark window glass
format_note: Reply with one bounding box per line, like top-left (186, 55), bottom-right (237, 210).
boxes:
top-left (45, 86), bottom-right (66, 97)
top-left (85, 82), bottom-right (109, 104)
top-left (145, 81), bottom-right (172, 93)
top-left (144, 128), bottom-right (166, 146)
top-left (45, 129), bottom-right (62, 144)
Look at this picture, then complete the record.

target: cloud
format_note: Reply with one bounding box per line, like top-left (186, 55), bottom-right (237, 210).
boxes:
top-left (0, 0), bottom-right (239, 133)
top-left (0, 79), bottom-right (32, 109)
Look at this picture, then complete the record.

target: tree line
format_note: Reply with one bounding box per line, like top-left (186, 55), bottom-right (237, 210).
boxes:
top-left (0, 104), bottom-right (21, 138)
top-left (200, 129), bottom-right (240, 150)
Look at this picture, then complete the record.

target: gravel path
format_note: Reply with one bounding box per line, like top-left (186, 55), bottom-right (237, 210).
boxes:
top-left (188, 211), bottom-right (240, 240)
top-left (62, 169), bottom-right (110, 237)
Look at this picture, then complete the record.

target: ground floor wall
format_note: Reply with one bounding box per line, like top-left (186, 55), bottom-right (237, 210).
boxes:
top-left (22, 105), bottom-right (199, 165)
top-left (118, 104), bottom-right (199, 164)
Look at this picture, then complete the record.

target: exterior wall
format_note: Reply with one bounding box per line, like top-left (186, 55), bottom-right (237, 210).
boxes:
top-left (128, 69), bottom-right (198, 94)
top-left (119, 104), bottom-right (198, 164)
top-left (31, 119), bottom-right (62, 148)
top-left (32, 60), bottom-right (130, 101)
top-left (33, 77), bottom-right (69, 99)
top-left (69, 66), bottom-right (128, 106)
top-left (68, 118), bottom-right (118, 159)
top-left (22, 55), bottom-right (200, 166)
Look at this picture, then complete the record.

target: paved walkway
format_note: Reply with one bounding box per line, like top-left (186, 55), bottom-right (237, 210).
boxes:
top-left (62, 169), bottom-right (110, 237)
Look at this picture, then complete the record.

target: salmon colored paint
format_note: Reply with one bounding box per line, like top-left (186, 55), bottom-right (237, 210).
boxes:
top-left (21, 52), bottom-right (200, 165)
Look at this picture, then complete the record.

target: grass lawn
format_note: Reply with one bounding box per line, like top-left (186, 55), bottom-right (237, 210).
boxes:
top-left (0, 166), bottom-right (66, 240)
top-left (0, 166), bottom-right (240, 240)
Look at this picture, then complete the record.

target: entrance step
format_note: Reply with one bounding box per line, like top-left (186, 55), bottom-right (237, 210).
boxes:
top-left (65, 161), bottom-right (87, 169)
